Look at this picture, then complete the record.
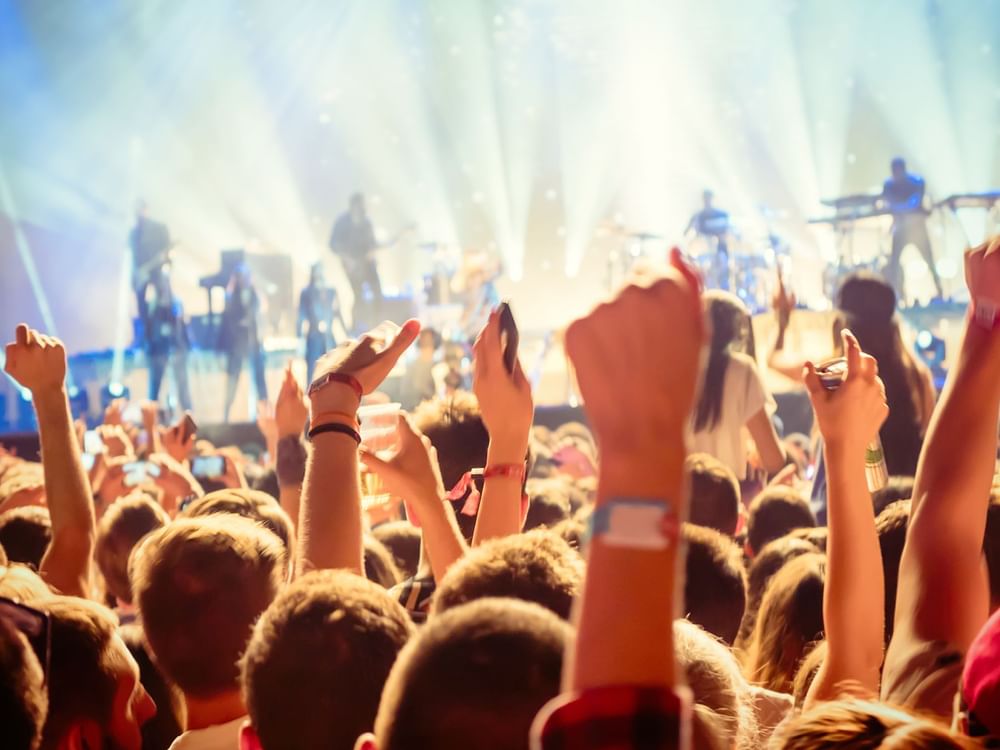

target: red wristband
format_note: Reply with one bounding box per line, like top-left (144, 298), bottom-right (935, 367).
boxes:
top-left (483, 463), bottom-right (526, 483)
top-left (309, 372), bottom-right (363, 401)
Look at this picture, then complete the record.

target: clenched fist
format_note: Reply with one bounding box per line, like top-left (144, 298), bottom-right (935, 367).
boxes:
top-left (4, 324), bottom-right (68, 394)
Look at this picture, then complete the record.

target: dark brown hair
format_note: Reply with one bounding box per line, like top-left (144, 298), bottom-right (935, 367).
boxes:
top-left (95, 493), bottom-right (170, 605)
top-left (695, 292), bottom-right (756, 432)
top-left (0, 507), bottom-right (52, 569)
top-left (241, 570), bottom-right (414, 750)
top-left (130, 515), bottom-right (286, 696)
top-left (682, 524), bottom-right (747, 645)
top-left (376, 598), bottom-right (568, 750)
top-left (432, 530), bottom-right (583, 621)
top-left (746, 486), bottom-right (816, 556)
top-left (0, 615), bottom-right (47, 750)
top-left (686, 453), bottom-right (741, 536)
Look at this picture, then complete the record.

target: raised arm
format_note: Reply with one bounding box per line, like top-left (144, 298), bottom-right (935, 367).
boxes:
top-left (471, 309), bottom-right (534, 546)
top-left (562, 249), bottom-right (704, 693)
top-left (361, 413), bottom-right (467, 581)
top-left (273, 365), bottom-right (309, 530)
top-left (804, 331), bottom-right (888, 707)
top-left (886, 238), bottom-right (1000, 675)
top-left (4, 325), bottom-right (95, 598)
top-left (297, 320), bottom-right (420, 576)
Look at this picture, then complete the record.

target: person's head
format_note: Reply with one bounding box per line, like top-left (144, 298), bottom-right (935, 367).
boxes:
top-left (703, 189), bottom-right (715, 208)
top-left (95, 493), bottom-right (170, 606)
top-left (523, 480), bottom-right (572, 531)
top-left (416, 328), bottom-right (441, 353)
top-left (876, 499), bottom-right (911, 644)
top-left (695, 291), bottom-right (755, 432)
top-left (118, 624), bottom-right (184, 750)
top-left (0, 507), bottom-right (52, 569)
top-left (686, 453), bottom-right (741, 536)
top-left (412, 393), bottom-right (491, 540)
top-left (371, 522), bottom-right (421, 580)
top-left (675, 619), bottom-right (758, 750)
top-left (0, 612), bottom-right (47, 750)
top-left (682, 524), bottom-right (747, 645)
top-left (746, 486), bottom-right (816, 557)
top-left (242, 570), bottom-right (414, 750)
top-left (773, 699), bottom-right (977, 749)
top-left (836, 273), bottom-right (924, 473)
top-left (349, 192), bottom-right (366, 218)
top-left (309, 262), bottom-right (326, 287)
top-left (960, 606), bottom-right (1000, 740)
top-left (232, 262), bottom-right (252, 289)
top-left (872, 475), bottom-right (915, 516)
top-left (432, 530), bottom-right (583, 621)
top-left (363, 535), bottom-right (402, 589)
top-left (737, 535), bottom-right (819, 648)
top-left (743, 552), bottom-right (826, 693)
top-left (33, 595), bottom-right (156, 750)
top-left (179, 489), bottom-right (295, 562)
top-left (130, 515), bottom-right (286, 699)
top-left (367, 598), bottom-right (568, 750)
top-left (890, 157), bottom-right (907, 180)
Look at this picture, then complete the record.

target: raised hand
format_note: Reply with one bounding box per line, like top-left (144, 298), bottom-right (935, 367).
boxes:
top-left (472, 309), bottom-right (534, 456)
top-left (772, 269), bottom-right (796, 331)
top-left (275, 365), bottom-right (309, 439)
top-left (967, 236), bottom-right (1000, 330)
top-left (311, 319), bottom-right (421, 411)
top-left (4, 324), bottom-right (67, 394)
top-left (803, 330), bottom-right (888, 453)
top-left (565, 248), bottom-right (704, 463)
top-left (162, 417), bottom-right (196, 465)
top-left (359, 413), bottom-right (446, 507)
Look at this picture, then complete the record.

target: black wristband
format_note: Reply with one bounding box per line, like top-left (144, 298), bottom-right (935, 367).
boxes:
top-left (307, 422), bottom-right (361, 444)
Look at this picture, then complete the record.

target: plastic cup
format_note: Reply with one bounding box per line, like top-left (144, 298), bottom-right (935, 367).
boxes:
top-left (358, 403), bottom-right (401, 508)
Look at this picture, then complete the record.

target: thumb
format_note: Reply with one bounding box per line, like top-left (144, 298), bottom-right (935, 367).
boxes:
top-left (359, 448), bottom-right (393, 478)
top-left (802, 361), bottom-right (823, 397)
top-left (382, 319), bottom-right (421, 363)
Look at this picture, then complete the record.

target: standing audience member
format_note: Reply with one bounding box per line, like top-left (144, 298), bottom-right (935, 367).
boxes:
top-left (685, 453), bottom-right (741, 537)
top-left (691, 291), bottom-right (787, 481)
top-left (0, 613), bottom-right (47, 750)
top-left (130, 516), bottom-right (286, 750)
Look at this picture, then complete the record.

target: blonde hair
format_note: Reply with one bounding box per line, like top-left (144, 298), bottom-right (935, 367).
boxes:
top-left (742, 553), bottom-right (826, 693)
top-left (773, 699), bottom-right (979, 749)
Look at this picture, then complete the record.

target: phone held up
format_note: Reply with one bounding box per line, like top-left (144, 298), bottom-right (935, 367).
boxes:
top-left (497, 301), bottom-right (519, 376)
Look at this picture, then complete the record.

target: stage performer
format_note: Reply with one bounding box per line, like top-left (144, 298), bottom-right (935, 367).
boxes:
top-left (142, 274), bottom-right (193, 412)
top-left (220, 263), bottom-right (268, 422)
top-left (128, 200), bottom-right (173, 321)
top-left (329, 192), bottom-right (382, 331)
top-left (881, 157), bottom-right (944, 300)
top-left (297, 262), bottom-right (345, 383)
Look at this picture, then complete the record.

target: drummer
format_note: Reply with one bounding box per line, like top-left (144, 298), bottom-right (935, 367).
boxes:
top-left (685, 189), bottom-right (732, 257)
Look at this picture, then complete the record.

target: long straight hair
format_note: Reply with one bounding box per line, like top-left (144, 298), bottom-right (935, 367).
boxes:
top-left (694, 292), bottom-right (756, 432)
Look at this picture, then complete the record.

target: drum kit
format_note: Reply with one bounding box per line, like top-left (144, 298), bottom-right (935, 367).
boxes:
top-left (605, 207), bottom-right (792, 313)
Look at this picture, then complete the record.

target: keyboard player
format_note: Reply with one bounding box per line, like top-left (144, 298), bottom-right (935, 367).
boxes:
top-left (882, 157), bottom-right (943, 299)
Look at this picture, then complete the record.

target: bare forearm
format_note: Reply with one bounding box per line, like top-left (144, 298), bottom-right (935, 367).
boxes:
top-left (894, 325), bottom-right (1000, 647)
top-left (280, 486), bottom-right (301, 533)
top-left (808, 441), bottom-right (883, 705)
top-left (34, 386), bottom-right (96, 597)
top-left (571, 442), bottom-right (685, 691)
top-left (297, 434), bottom-right (363, 575)
top-left (472, 440), bottom-right (525, 546)
top-left (414, 498), bottom-right (468, 581)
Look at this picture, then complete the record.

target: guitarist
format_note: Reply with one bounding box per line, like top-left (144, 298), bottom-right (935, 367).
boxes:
top-left (129, 201), bottom-right (173, 322)
top-left (329, 192), bottom-right (382, 331)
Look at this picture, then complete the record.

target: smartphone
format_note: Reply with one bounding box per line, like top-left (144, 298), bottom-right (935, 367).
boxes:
top-left (81, 453), bottom-right (96, 472)
top-left (191, 455), bottom-right (226, 479)
top-left (83, 430), bottom-right (103, 455)
top-left (123, 461), bottom-right (162, 488)
top-left (497, 301), bottom-right (519, 375)
top-left (179, 412), bottom-right (198, 443)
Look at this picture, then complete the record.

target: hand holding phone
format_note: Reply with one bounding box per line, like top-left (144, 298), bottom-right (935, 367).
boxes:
top-left (497, 301), bottom-right (519, 376)
top-left (122, 461), bottom-right (162, 488)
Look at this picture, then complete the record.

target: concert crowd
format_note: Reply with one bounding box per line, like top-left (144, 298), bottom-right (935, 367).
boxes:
top-left (2, 234), bottom-right (1000, 750)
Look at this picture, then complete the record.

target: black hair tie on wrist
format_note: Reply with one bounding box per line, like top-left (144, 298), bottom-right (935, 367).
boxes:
top-left (307, 422), bottom-right (361, 444)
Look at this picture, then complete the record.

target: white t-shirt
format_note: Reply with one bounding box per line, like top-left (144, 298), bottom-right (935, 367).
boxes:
top-left (168, 716), bottom-right (246, 750)
top-left (689, 352), bottom-right (770, 480)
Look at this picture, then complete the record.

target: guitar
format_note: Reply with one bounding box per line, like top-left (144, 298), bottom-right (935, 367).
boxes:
top-left (338, 224), bottom-right (416, 279)
top-left (132, 244), bottom-right (175, 290)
